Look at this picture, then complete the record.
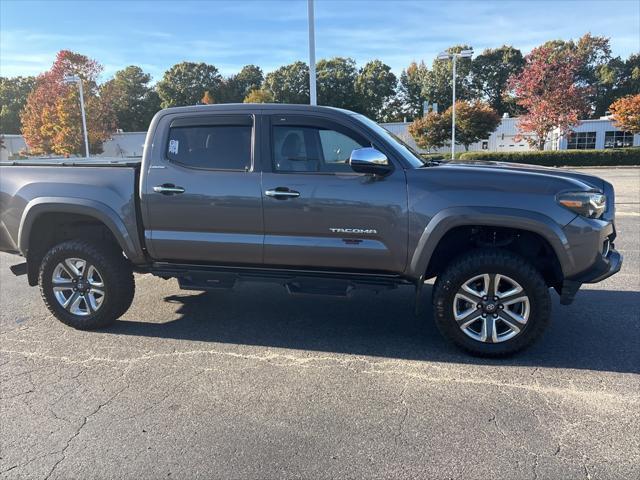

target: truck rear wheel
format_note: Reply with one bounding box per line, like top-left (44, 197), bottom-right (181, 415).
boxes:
top-left (432, 249), bottom-right (551, 357)
top-left (38, 240), bottom-right (135, 330)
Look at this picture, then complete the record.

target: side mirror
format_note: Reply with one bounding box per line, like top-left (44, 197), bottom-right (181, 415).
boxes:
top-left (349, 147), bottom-right (392, 175)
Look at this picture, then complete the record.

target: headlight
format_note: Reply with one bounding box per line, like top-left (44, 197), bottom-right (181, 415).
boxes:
top-left (557, 191), bottom-right (606, 219)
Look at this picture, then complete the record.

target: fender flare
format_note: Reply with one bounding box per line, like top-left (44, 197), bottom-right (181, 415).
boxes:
top-left (18, 197), bottom-right (141, 261)
top-left (407, 206), bottom-right (574, 279)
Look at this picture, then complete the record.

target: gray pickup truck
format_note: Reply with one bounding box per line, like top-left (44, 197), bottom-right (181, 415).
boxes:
top-left (0, 104), bottom-right (622, 356)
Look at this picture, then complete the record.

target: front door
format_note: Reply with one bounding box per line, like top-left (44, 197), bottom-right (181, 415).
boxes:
top-left (261, 114), bottom-right (408, 273)
top-left (143, 113), bottom-right (263, 264)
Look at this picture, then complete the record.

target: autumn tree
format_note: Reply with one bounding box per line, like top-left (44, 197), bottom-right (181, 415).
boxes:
top-left (0, 76), bottom-right (36, 134)
top-left (201, 91), bottom-right (215, 104)
top-left (509, 46), bottom-right (589, 150)
top-left (264, 61), bottom-right (309, 104)
top-left (408, 112), bottom-right (449, 151)
top-left (609, 94), bottom-right (640, 133)
top-left (243, 88), bottom-right (274, 103)
top-left (355, 60), bottom-right (397, 121)
top-left (449, 101), bottom-right (501, 150)
top-left (100, 66), bottom-right (160, 131)
top-left (470, 46), bottom-right (524, 116)
top-left (21, 50), bottom-right (115, 156)
top-left (156, 62), bottom-right (222, 108)
top-left (409, 100), bottom-right (500, 151)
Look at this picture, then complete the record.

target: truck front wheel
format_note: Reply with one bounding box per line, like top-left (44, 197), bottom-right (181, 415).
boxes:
top-left (432, 249), bottom-right (551, 356)
top-left (38, 240), bottom-right (135, 330)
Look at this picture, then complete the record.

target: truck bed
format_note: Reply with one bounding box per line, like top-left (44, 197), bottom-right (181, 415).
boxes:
top-left (0, 160), bottom-right (143, 260)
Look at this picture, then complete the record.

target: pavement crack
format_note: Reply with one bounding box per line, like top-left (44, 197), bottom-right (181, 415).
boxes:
top-left (394, 384), bottom-right (408, 448)
top-left (43, 383), bottom-right (128, 480)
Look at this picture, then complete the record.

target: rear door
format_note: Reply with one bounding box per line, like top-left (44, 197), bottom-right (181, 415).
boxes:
top-left (261, 114), bottom-right (408, 273)
top-left (142, 113), bottom-right (263, 264)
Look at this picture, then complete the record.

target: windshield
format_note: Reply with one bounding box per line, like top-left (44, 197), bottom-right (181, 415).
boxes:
top-left (352, 114), bottom-right (426, 168)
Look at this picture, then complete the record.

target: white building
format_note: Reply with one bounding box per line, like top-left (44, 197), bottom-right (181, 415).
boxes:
top-left (381, 116), bottom-right (640, 154)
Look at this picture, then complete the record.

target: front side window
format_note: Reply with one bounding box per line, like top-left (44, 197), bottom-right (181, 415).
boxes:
top-left (604, 131), bottom-right (634, 148)
top-left (272, 125), bottom-right (365, 173)
top-left (167, 125), bottom-right (252, 170)
top-left (567, 131), bottom-right (596, 149)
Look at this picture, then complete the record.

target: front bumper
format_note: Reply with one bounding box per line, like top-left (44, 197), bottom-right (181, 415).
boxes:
top-left (571, 248), bottom-right (623, 284)
top-left (559, 211), bottom-right (623, 304)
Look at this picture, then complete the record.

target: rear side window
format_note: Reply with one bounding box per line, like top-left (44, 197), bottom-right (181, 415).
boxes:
top-left (167, 125), bottom-right (252, 170)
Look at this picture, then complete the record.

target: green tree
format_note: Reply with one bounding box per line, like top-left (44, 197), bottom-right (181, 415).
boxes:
top-left (264, 61), bottom-right (309, 104)
top-left (355, 60), bottom-right (397, 120)
top-left (542, 34), bottom-right (614, 117)
top-left (220, 65), bottom-right (264, 103)
top-left (470, 46), bottom-right (524, 115)
top-left (156, 62), bottom-right (222, 108)
top-left (0, 76), bottom-right (36, 134)
top-left (378, 96), bottom-right (405, 123)
top-left (621, 53), bottom-right (640, 96)
top-left (422, 45), bottom-right (474, 113)
top-left (243, 88), bottom-right (274, 103)
top-left (100, 66), bottom-right (161, 131)
top-left (316, 57), bottom-right (358, 110)
top-left (398, 61), bottom-right (429, 119)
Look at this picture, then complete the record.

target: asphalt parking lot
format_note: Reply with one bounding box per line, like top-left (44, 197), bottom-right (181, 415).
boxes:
top-left (1, 168), bottom-right (638, 480)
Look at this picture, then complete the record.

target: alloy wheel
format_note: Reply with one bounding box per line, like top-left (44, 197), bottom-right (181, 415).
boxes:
top-left (453, 273), bottom-right (530, 343)
top-left (52, 258), bottom-right (105, 316)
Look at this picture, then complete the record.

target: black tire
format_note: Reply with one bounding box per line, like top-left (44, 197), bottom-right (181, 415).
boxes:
top-left (39, 240), bottom-right (135, 330)
top-left (432, 249), bottom-right (551, 357)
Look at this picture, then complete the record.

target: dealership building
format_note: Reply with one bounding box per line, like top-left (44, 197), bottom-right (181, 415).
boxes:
top-left (382, 115), bottom-right (640, 154)
top-left (1, 115), bottom-right (638, 161)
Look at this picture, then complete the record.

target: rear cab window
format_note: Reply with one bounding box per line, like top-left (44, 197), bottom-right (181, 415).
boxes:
top-left (166, 115), bottom-right (253, 171)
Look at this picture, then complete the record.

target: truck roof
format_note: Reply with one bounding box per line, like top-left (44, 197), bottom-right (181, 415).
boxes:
top-left (159, 103), bottom-right (358, 117)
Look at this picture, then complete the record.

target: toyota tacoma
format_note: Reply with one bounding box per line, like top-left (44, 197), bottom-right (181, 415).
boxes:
top-left (0, 104), bottom-right (622, 356)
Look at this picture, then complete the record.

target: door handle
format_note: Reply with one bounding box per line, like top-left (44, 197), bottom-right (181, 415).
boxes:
top-left (153, 184), bottom-right (185, 195)
top-left (265, 188), bottom-right (300, 199)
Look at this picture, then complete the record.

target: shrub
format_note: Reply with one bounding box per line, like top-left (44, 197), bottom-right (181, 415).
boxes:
top-left (458, 148), bottom-right (640, 166)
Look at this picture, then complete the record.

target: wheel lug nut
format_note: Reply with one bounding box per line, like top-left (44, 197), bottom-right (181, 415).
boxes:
top-left (482, 313), bottom-right (487, 317)
top-left (477, 304), bottom-right (482, 309)
top-left (493, 314), bottom-right (498, 318)
top-left (493, 296), bottom-right (498, 301)
top-left (482, 296), bottom-right (488, 301)
top-left (499, 305), bottom-right (504, 309)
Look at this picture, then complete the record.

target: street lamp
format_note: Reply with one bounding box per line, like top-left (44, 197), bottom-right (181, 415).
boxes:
top-left (437, 49), bottom-right (473, 160)
top-left (63, 75), bottom-right (90, 158)
top-left (307, 0), bottom-right (317, 106)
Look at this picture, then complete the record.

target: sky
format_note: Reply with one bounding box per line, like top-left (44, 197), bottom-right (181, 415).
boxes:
top-left (1, 0), bottom-right (639, 83)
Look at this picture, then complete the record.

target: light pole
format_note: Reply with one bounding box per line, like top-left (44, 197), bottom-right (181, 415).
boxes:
top-left (307, 0), bottom-right (317, 105)
top-left (437, 49), bottom-right (473, 160)
top-left (63, 75), bottom-right (90, 158)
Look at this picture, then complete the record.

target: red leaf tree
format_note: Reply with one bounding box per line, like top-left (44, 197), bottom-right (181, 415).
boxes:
top-left (509, 46), bottom-right (590, 150)
top-left (21, 50), bottom-right (115, 156)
